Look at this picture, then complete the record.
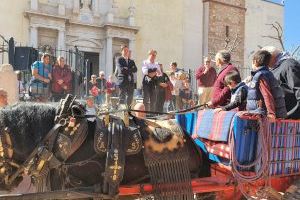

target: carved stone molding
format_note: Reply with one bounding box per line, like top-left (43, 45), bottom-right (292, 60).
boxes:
top-left (66, 38), bottom-right (103, 50)
top-left (106, 27), bottom-right (135, 39)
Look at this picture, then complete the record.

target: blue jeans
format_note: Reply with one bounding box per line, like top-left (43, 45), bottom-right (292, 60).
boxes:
top-left (96, 94), bottom-right (105, 105)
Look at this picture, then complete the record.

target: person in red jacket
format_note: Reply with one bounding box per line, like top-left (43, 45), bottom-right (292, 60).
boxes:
top-left (51, 56), bottom-right (72, 101)
top-left (207, 50), bottom-right (239, 108)
top-left (195, 56), bottom-right (217, 105)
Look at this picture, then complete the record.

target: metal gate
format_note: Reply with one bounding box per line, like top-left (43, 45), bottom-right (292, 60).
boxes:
top-left (0, 35), bottom-right (86, 100)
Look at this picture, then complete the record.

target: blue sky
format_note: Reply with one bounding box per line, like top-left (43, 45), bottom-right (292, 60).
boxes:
top-left (284, 0), bottom-right (300, 49)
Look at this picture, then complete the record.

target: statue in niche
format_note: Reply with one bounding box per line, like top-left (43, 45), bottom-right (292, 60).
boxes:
top-left (80, 0), bottom-right (92, 11)
top-left (79, 0), bottom-right (93, 23)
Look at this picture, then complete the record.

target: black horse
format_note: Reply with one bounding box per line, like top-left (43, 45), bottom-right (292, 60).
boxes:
top-left (0, 102), bottom-right (210, 198)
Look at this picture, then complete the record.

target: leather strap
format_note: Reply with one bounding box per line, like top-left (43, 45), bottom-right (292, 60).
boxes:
top-left (7, 124), bottom-right (62, 186)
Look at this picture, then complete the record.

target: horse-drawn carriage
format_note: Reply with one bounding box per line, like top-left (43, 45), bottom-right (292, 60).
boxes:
top-left (0, 95), bottom-right (300, 200)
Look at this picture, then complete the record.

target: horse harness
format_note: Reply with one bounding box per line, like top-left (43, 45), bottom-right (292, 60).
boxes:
top-left (0, 95), bottom-right (193, 199)
top-left (0, 127), bottom-right (19, 187)
top-left (0, 95), bottom-right (89, 189)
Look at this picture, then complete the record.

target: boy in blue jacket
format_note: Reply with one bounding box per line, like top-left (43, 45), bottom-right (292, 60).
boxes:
top-left (214, 71), bottom-right (247, 112)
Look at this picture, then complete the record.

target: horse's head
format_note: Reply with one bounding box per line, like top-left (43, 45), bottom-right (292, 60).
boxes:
top-left (0, 102), bottom-right (57, 190)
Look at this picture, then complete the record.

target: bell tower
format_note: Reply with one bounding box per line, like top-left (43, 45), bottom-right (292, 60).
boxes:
top-left (203, 0), bottom-right (246, 67)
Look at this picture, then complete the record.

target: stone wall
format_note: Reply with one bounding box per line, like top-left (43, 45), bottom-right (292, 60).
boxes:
top-left (0, 64), bottom-right (18, 105)
top-left (244, 0), bottom-right (284, 68)
top-left (206, 0), bottom-right (246, 67)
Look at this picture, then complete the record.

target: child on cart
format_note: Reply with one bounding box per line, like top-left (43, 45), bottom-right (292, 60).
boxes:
top-left (245, 50), bottom-right (287, 120)
top-left (214, 71), bottom-right (248, 112)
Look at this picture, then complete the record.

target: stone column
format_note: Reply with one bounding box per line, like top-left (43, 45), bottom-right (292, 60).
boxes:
top-left (58, 0), bottom-right (66, 16)
top-left (57, 30), bottom-right (66, 57)
top-left (30, 26), bottom-right (38, 48)
top-left (107, 0), bottom-right (118, 23)
top-left (128, 5), bottom-right (135, 26)
top-left (31, 0), bottom-right (38, 10)
top-left (73, 0), bottom-right (80, 14)
top-left (93, 0), bottom-right (100, 17)
top-left (98, 48), bottom-right (103, 72)
top-left (129, 38), bottom-right (136, 59)
top-left (100, 47), bottom-right (106, 72)
top-left (105, 36), bottom-right (113, 76)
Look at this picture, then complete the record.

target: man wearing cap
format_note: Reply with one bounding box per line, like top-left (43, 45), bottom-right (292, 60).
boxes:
top-left (115, 45), bottom-right (137, 106)
top-left (142, 49), bottom-right (161, 111)
top-left (196, 56), bottom-right (217, 105)
top-left (0, 88), bottom-right (8, 108)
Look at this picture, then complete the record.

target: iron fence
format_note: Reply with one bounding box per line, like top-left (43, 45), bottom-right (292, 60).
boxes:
top-left (0, 36), bottom-right (87, 100)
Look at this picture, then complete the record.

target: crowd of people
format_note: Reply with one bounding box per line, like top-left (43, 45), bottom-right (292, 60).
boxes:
top-left (135, 46), bottom-right (299, 120)
top-left (3, 43), bottom-right (299, 120)
top-left (28, 54), bottom-right (72, 102)
top-left (204, 48), bottom-right (300, 120)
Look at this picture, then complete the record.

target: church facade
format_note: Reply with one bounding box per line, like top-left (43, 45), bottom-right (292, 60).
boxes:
top-left (0, 0), bottom-right (284, 84)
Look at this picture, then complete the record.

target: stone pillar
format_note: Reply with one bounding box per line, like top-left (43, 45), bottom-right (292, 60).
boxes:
top-left (31, 0), bottom-right (38, 11)
top-left (58, 0), bottom-right (66, 16)
top-left (93, 0), bottom-right (100, 17)
top-left (129, 39), bottom-right (136, 59)
top-left (128, 5), bottom-right (135, 26)
top-left (30, 26), bottom-right (38, 48)
top-left (100, 47), bottom-right (106, 73)
top-left (107, 0), bottom-right (118, 23)
top-left (0, 64), bottom-right (18, 104)
top-left (57, 30), bottom-right (66, 57)
top-left (73, 0), bottom-right (80, 14)
top-left (106, 37), bottom-right (113, 76)
top-left (98, 48), bottom-right (103, 72)
top-left (107, 13), bottom-right (114, 23)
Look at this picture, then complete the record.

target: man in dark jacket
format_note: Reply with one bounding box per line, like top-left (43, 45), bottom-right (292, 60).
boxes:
top-left (116, 45), bottom-right (137, 106)
top-left (262, 46), bottom-right (300, 119)
top-left (207, 50), bottom-right (239, 108)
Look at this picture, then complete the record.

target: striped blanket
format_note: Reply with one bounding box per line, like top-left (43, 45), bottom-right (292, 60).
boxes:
top-left (201, 139), bottom-right (230, 159)
top-left (194, 110), bottom-right (236, 142)
top-left (267, 120), bottom-right (300, 176)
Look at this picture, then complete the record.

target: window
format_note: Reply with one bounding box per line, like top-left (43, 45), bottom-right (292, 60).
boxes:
top-left (225, 25), bottom-right (229, 38)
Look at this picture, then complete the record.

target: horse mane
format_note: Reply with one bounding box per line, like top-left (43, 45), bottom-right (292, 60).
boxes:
top-left (0, 102), bottom-right (57, 162)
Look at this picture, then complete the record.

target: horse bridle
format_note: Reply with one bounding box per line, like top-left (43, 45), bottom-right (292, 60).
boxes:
top-left (0, 127), bottom-right (19, 187)
top-left (0, 124), bottom-right (62, 189)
